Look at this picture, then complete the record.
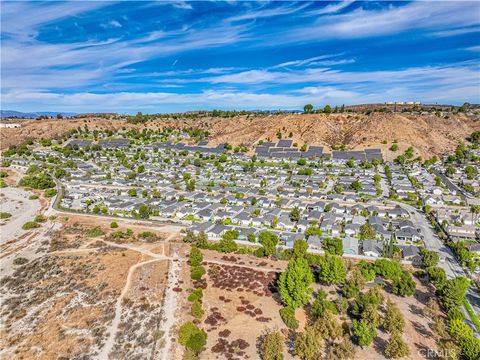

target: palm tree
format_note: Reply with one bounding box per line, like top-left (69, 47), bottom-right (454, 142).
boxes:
top-left (470, 205), bottom-right (480, 225)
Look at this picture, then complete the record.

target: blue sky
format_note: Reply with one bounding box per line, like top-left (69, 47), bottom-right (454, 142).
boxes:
top-left (1, 1), bottom-right (479, 114)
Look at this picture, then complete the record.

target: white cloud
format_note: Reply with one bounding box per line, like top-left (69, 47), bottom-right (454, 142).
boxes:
top-left (101, 20), bottom-right (122, 29)
top-left (282, 1), bottom-right (480, 42)
top-left (464, 45), bottom-right (480, 52)
top-left (226, 2), bottom-right (311, 22)
top-left (273, 54), bottom-right (345, 68)
top-left (429, 26), bottom-right (480, 38)
top-left (171, 2), bottom-right (193, 10)
top-left (304, 1), bottom-right (354, 16)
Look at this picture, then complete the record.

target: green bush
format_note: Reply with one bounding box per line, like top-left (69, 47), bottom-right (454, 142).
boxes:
top-left (110, 221), bottom-right (119, 229)
top-left (34, 215), bottom-right (47, 223)
top-left (374, 258), bottom-right (402, 280)
top-left (0, 171), bottom-right (8, 178)
top-left (186, 331), bottom-right (207, 354)
top-left (22, 221), bottom-right (40, 230)
top-left (188, 288), bottom-right (203, 302)
top-left (0, 212), bottom-right (12, 219)
top-left (189, 247), bottom-right (203, 267)
top-left (279, 307), bottom-right (299, 329)
top-left (178, 321), bottom-right (207, 354)
top-left (29, 195), bottom-right (39, 200)
top-left (86, 227), bottom-right (104, 238)
top-left (44, 188), bottom-right (57, 198)
top-left (0, 180), bottom-right (7, 188)
top-left (19, 173), bottom-right (55, 189)
top-left (191, 301), bottom-right (204, 319)
top-left (140, 231), bottom-right (156, 238)
top-left (190, 266), bottom-right (206, 281)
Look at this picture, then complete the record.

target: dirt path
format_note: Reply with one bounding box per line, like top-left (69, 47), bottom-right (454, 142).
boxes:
top-left (97, 257), bottom-right (163, 359)
top-left (0, 186), bottom-right (40, 244)
top-left (157, 253), bottom-right (181, 360)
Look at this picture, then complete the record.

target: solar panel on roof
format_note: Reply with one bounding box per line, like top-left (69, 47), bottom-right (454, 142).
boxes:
top-left (366, 153), bottom-right (383, 161)
top-left (277, 139), bottom-right (293, 147)
top-left (365, 148), bottom-right (382, 153)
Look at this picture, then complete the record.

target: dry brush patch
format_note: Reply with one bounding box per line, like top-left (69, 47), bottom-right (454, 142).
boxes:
top-left (0, 248), bottom-right (142, 359)
top-left (196, 261), bottom-right (285, 360)
top-left (109, 260), bottom-right (169, 359)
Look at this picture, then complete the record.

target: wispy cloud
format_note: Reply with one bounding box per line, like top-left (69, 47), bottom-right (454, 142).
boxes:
top-left (171, 2), bottom-right (193, 10)
top-left (226, 2), bottom-right (311, 22)
top-left (101, 20), bottom-right (122, 29)
top-left (281, 1), bottom-right (480, 42)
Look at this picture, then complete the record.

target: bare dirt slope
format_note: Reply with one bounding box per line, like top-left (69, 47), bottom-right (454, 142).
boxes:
top-left (1, 112), bottom-right (478, 157)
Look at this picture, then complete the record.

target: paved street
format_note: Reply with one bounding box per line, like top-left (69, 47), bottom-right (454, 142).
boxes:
top-left (392, 200), bottom-right (480, 336)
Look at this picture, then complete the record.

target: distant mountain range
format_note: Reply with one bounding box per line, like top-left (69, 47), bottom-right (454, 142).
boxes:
top-left (0, 110), bottom-right (78, 118)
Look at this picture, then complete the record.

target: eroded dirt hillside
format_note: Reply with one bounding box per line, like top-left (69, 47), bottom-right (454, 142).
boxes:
top-left (1, 112), bottom-right (478, 158)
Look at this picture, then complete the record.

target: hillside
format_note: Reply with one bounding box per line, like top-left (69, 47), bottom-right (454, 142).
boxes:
top-left (1, 112), bottom-right (478, 159)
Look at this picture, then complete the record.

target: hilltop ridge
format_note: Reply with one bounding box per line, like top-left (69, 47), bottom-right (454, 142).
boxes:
top-left (1, 112), bottom-right (478, 158)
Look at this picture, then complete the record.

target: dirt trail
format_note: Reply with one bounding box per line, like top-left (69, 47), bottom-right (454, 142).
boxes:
top-left (157, 253), bottom-right (181, 360)
top-left (0, 186), bottom-right (40, 244)
top-left (97, 257), bottom-right (163, 359)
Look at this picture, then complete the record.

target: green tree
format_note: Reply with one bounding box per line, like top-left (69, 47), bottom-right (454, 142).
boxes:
top-left (260, 331), bottom-right (284, 360)
top-left (359, 223), bottom-right (376, 240)
top-left (383, 300), bottom-right (405, 333)
top-left (362, 303), bottom-right (381, 328)
top-left (294, 326), bottom-right (323, 360)
top-left (350, 180), bottom-right (363, 192)
top-left (324, 105), bottom-right (332, 114)
top-left (326, 338), bottom-right (356, 360)
top-left (303, 104), bottom-right (313, 113)
top-left (189, 247), bottom-right (203, 267)
top-left (318, 254), bottom-right (347, 285)
top-left (178, 322), bottom-right (207, 354)
top-left (385, 331), bottom-right (410, 359)
top-left (391, 271), bottom-right (416, 297)
top-left (311, 289), bottom-right (338, 318)
top-left (313, 309), bottom-right (343, 342)
top-left (448, 319), bottom-right (473, 340)
top-left (191, 301), bottom-right (204, 319)
top-left (322, 237), bottom-right (343, 255)
top-left (219, 153), bottom-right (227, 162)
top-left (293, 239), bottom-right (309, 259)
top-left (138, 204), bottom-right (151, 219)
top-left (186, 179), bottom-right (196, 191)
top-left (421, 249), bottom-right (439, 268)
top-left (459, 335), bottom-right (480, 360)
top-left (278, 257), bottom-right (314, 308)
top-left (374, 258), bottom-right (402, 279)
top-left (279, 306), bottom-right (299, 329)
top-left (465, 166), bottom-right (477, 180)
top-left (289, 207), bottom-right (301, 222)
top-left (258, 231), bottom-right (279, 257)
top-left (218, 233), bottom-right (238, 253)
top-left (440, 276), bottom-right (470, 311)
top-left (352, 319), bottom-right (376, 347)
